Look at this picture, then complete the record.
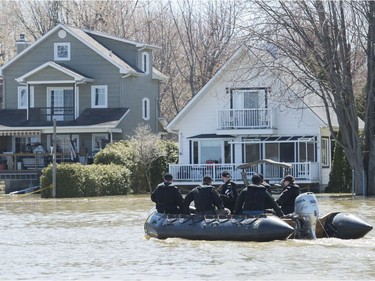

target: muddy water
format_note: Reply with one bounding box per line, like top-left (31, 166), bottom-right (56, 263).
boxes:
top-left (0, 194), bottom-right (374, 280)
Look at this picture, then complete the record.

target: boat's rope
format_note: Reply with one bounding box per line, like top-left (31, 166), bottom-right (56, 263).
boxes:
top-left (18, 185), bottom-right (51, 197)
top-left (318, 217), bottom-right (330, 238)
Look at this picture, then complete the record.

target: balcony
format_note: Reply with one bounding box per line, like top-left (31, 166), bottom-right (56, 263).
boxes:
top-left (168, 162), bottom-right (320, 185)
top-left (217, 108), bottom-right (275, 133)
top-left (29, 107), bottom-right (75, 122)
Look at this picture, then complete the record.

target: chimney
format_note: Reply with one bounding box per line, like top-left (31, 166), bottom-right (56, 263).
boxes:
top-left (16, 33), bottom-right (31, 54)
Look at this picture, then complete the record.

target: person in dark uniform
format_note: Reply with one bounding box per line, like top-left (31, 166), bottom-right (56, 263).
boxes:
top-left (258, 173), bottom-right (272, 194)
top-left (183, 176), bottom-right (227, 215)
top-left (216, 171), bottom-right (238, 213)
top-left (151, 173), bottom-right (184, 214)
top-left (276, 175), bottom-right (301, 215)
top-left (234, 174), bottom-right (284, 217)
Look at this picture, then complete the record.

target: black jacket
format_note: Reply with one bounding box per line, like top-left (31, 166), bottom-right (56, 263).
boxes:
top-left (234, 184), bottom-right (283, 217)
top-left (183, 185), bottom-right (224, 214)
top-left (216, 180), bottom-right (238, 212)
top-left (276, 184), bottom-right (300, 215)
top-left (151, 182), bottom-right (184, 214)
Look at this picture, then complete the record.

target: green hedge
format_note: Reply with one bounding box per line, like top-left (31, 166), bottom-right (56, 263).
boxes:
top-left (40, 163), bottom-right (131, 198)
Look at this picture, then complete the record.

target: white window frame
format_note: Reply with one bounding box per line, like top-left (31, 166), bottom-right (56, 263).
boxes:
top-left (91, 85), bottom-right (108, 108)
top-left (141, 52), bottom-right (149, 75)
top-left (142, 97), bottom-right (150, 120)
top-left (47, 87), bottom-right (74, 121)
top-left (18, 86), bottom-right (34, 109)
top-left (54, 42), bottom-right (70, 61)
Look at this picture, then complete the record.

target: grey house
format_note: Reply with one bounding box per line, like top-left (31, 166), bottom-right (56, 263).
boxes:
top-left (0, 24), bottom-right (166, 177)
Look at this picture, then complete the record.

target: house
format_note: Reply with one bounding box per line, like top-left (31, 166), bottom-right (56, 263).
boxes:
top-left (166, 45), bottom-right (356, 190)
top-left (0, 24), bottom-right (167, 191)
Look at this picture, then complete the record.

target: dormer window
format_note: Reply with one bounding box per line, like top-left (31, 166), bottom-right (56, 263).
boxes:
top-left (54, 42), bottom-right (70, 61)
top-left (141, 52), bottom-right (149, 75)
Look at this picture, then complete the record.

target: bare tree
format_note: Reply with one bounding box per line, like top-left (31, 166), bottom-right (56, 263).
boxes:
top-left (244, 1), bottom-right (372, 194)
top-left (164, 0), bottom-right (242, 117)
top-left (129, 124), bottom-right (165, 193)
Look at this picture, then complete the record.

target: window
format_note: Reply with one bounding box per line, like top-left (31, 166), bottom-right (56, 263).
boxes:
top-left (92, 134), bottom-right (109, 152)
top-left (321, 137), bottom-right (330, 167)
top-left (232, 89), bottom-right (267, 109)
top-left (191, 140), bottom-right (228, 164)
top-left (265, 143), bottom-right (279, 161)
top-left (15, 136), bottom-right (40, 153)
top-left (299, 142), bottom-right (315, 162)
top-left (141, 52), bottom-right (149, 75)
top-left (18, 86), bottom-right (34, 109)
top-left (142, 98), bottom-right (150, 120)
top-left (244, 143), bottom-right (260, 163)
top-left (54, 43), bottom-right (70, 61)
top-left (280, 142), bottom-right (295, 162)
top-left (49, 135), bottom-right (79, 161)
top-left (47, 87), bottom-right (74, 121)
top-left (91, 85), bottom-right (108, 108)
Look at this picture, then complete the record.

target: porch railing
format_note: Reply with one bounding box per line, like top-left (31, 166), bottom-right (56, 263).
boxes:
top-left (29, 107), bottom-right (75, 121)
top-left (0, 152), bottom-right (76, 171)
top-left (168, 161), bottom-right (319, 184)
top-left (217, 108), bottom-right (272, 129)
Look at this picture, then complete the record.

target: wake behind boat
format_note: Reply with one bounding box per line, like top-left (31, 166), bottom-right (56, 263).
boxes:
top-left (144, 192), bottom-right (373, 242)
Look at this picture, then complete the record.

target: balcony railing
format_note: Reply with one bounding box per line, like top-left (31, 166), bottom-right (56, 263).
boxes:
top-left (168, 162), bottom-right (319, 184)
top-left (217, 108), bottom-right (272, 129)
top-left (29, 107), bottom-right (75, 122)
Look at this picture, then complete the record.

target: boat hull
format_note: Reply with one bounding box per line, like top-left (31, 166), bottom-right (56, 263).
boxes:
top-left (144, 211), bottom-right (295, 242)
top-left (144, 211), bottom-right (373, 241)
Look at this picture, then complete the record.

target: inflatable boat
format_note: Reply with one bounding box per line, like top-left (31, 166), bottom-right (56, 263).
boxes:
top-left (144, 193), bottom-right (373, 242)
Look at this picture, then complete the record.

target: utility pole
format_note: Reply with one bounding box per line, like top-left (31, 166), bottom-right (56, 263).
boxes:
top-left (52, 119), bottom-right (56, 198)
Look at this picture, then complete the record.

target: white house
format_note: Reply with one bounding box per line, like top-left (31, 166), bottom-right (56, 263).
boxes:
top-left (166, 45), bottom-right (351, 190)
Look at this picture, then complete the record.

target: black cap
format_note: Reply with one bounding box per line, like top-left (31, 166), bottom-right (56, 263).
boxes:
top-left (283, 175), bottom-right (294, 182)
top-left (251, 174), bottom-right (262, 184)
top-left (203, 176), bottom-right (213, 184)
top-left (164, 173), bottom-right (173, 181)
top-left (258, 173), bottom-right (264, 180)
top-left (221, 171), bottom-right (231, 178)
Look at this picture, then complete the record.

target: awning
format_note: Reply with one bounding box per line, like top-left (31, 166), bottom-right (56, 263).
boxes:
top-left (0, 130), bottom-right (41, 136)
top-left (188, 134), bottom-right (234, 139)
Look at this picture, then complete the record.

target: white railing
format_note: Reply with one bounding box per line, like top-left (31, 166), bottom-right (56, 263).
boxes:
top-left (169, 161), bottom-right (319, 184)
top-left (217, 108), bottom-right (272, 129)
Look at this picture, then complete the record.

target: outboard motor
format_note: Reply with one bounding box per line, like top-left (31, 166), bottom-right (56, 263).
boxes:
top-left (294, 192), bottom-right (319, 239)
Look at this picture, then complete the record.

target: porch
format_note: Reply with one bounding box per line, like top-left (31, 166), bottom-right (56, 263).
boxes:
top-left (168, 161), bottom-right (320, 186)
top-left (0, 152), bottom-right (80, 176)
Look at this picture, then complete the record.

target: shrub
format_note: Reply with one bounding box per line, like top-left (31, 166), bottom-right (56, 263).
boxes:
top-left (94, 139), bottom-right (178, 194)
top-left (40, 163), bottom-right (131, 198)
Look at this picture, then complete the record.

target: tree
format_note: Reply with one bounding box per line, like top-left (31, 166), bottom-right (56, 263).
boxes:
top-left (129, 124), bottom-right (165, 193)
top-left (245, 0), bottom-right (372, 194)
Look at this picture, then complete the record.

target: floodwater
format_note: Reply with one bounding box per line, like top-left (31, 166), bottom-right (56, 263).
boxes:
top-left (0, 193), bottom-right (374, 281)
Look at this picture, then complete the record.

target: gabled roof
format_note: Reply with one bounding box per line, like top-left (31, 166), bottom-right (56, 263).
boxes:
top-left (15, 61), bottom-right (94, 84)
top-left (166, 45), bottom-right (356, 131)
top-left (166, 46), bottom-right (245, 130)
top-left (82, 28), bottom-right (160, 50)
top-left (0, 24), bottom-right (165, 80)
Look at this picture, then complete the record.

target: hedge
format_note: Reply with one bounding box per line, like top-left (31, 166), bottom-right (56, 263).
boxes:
top-left (40, 163), bottom-right (131, 198)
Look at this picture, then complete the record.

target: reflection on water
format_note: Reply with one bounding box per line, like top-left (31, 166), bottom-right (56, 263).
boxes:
top-left (0, 193), bottom-right (374, 281)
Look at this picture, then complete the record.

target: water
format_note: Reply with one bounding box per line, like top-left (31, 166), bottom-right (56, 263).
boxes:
top-left (0, 193), bottom-right (374, 281)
